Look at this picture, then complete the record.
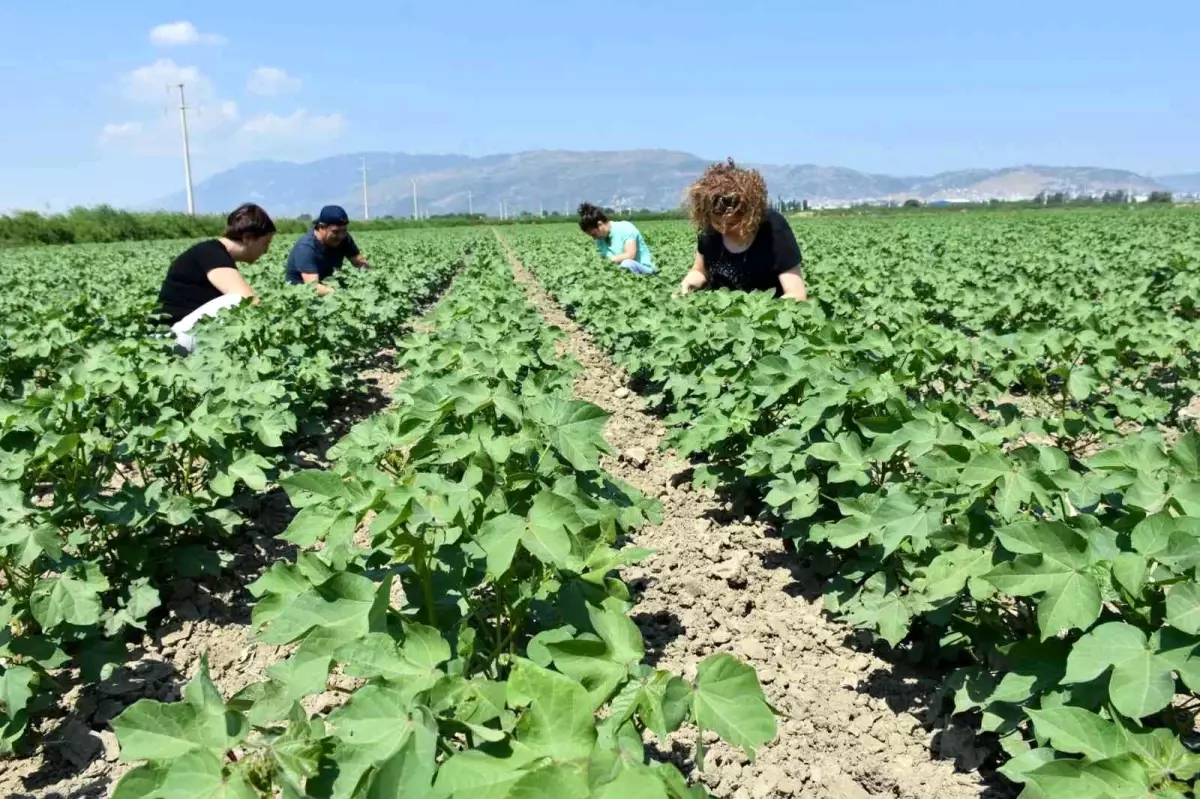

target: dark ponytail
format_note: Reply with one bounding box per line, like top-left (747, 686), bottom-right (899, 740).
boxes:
top-left (577, 202), bottom-right (609, 233)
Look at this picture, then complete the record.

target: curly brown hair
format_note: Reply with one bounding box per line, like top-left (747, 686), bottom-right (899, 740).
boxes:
top-left (687, 158), bottom-right (768, 241)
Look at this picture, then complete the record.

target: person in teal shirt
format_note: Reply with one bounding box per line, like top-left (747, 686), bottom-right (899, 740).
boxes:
top-left (577, 203), bottom-right (655, 275)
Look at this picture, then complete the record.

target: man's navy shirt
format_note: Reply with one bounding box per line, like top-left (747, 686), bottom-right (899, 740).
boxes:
top-left (284, 228), bottom-right (360, 284)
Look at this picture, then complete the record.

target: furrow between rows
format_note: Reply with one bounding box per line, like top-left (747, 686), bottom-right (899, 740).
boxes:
top-left (497, 233), bottom-right (992, 799)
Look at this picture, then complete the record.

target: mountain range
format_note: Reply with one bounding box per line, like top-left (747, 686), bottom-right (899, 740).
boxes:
top-left (146, 150), bottom-right (1198, 217)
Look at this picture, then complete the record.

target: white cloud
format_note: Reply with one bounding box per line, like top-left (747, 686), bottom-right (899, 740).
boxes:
top-left (98, 122), bottom-right (144, 146)
top-left (217, 101), bottom-right (240, 123)
top-left (246, 67), bottom-right (302, 97)
top-left (239, 109), bottom-right (347, 142)
top-left (98, 89), bottom-right (239, 157)
top-left (121, 59), bottom-right (214, 104)
top-left (150, 21), bottom-right (226, 47)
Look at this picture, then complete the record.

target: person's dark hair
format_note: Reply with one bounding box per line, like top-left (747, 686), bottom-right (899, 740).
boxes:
top-left (577, 202), bottom-right (609, 233)
top-left (688, 158), bottom-right (768, 241)
top-left (223, 203), bottom-right (276, 242)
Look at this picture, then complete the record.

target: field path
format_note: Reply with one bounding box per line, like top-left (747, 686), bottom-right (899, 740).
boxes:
top-left (498, 235), bottom-right (999, 799)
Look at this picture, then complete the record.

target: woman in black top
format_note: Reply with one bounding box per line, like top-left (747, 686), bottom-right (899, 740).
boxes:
top-left (679, 159), bottom-right (808, 301)
top-left (158, 203), bottom-right (276, 325)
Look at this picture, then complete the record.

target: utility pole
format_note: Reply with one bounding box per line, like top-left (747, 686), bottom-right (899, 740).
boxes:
top-left (175, 84), bottom-right (195, 216)
top-left (468, 190), bottom-right (473, 216)
top-left (411, 179), bottom-right (418, 221)
top-left (360, 158), bottom-right (370, 221)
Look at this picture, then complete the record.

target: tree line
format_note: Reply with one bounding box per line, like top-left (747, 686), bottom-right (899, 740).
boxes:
top-left (0, 206), bottom-right (700, 248)
top-left (0, 194), bottom-right (1184, 247)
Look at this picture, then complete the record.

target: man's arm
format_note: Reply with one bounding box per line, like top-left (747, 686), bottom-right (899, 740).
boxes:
top-left (301, 272), bottom-right (336, 296)
top-left (679, 252), bottom-right (708, 295)
top-left (207, 267), bottom-right (260, 305)
top-left (777, 268), bottom-right (808, 301)
top-left (344, 235), bottom-right (368, 269)
top-left (609, 239), bottom-right (638, 264)
top-left (291, 241), bottom-right (335, 293)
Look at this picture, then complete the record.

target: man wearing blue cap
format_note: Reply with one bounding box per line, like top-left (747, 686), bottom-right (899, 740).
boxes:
top-left (284, 205), bottom-right (370, 295)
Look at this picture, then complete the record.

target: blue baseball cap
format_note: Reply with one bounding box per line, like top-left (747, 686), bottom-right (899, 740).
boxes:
top-left (316, 205), bottom-right (349, 226)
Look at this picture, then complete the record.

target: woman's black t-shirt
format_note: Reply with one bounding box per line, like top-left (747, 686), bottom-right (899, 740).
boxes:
top-left (696, 209), bottom-right (803, 295)
top-left (158, 240), bottom-right (237, 324)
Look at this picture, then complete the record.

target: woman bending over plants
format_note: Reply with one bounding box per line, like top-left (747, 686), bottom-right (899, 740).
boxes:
top-left (156, 203), bottom-right (276, 352)
top-left (578, 202), bottom-right (657, 275)
top-left (679, 159), bottom-right (807, 300)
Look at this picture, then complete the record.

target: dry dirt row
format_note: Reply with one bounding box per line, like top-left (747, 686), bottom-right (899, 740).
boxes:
top-left (498, 239), bottom-right (1001, 799)
top-left (0, 279), bottom-right (462, 799)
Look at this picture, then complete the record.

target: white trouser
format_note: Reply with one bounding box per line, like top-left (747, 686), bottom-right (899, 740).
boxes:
top-left (171, 294), bottom-right (245, 353)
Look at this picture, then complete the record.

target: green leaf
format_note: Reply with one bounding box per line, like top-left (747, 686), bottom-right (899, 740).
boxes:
top-left (1082, 756), bottom-right (1152, 798)
top-left (328, 685), bottom-right (438, 763)
top-left (918, 545), bottom-right (994, 601)
top-left (763, 473), bottom-right (819, 521)
top-left (0, 523), bottom-right (61, 568)
top-left (1, 666), bottom-right (37, 718)
top-left (1166, 582), bottom-right (1200, 634)
top-left (401, 624), bottom-right (452, 671)
top-left (1111, 553), bottom-right (1148, 597)
top-left (258, 572), bottom-right (387, 647)
top-left (113, 659), bottom-right (246, 761)
top-left (984, 523), bottom-right (1101, 640)
top-left (587, 604), bottom-right (645, 666)
top-left (507, 763), bottom-right (591, 798)
top-left (1025, 755), bottom-right (1150, 799)
top-left (1064, 622), bottom-right (1175, 719)
top-left (183, 659), bottom-right (249, 754)
top-left (508, 661), bottom-right (598, 763)
top-left (1131, 513), bottom-right (1175, 557)
top-left (522, 491), bottom-right (578, 568)
top-left (1068, 367), bottom-right (1100, 401)
top-left (1035, 571), bottom-right (1102, 642)
top-left (477, 514), bottom-right (524, 577)
top-left (961, 451), bottom-right (1011, 486)
top-left (692, 653), bottom-right (776, 760)
top-left (545, 400), bottom-right (612, 473)
top-left (593, 765), bottom-right (671, 799)
top-left (228, 453), bottom-right (269, 493)
top-left (1025, 707), bottom-right (1125, 761)
top-left (431, 749), bottom-right (533, 799)
top-left (30, 562), bottom-right (109, 630)
top-left (869, 489), bottom-right (940, 556)
top-left (281, 470), bottom-right (349, 505)
top-left (364, 729), bottom-right (438, 799)
top-left (280, 505), bottom-right (343, 547)
top-left (997, 748), bottom-right (1058, 784)
top-left (111, 765), bottom-right (166, 799)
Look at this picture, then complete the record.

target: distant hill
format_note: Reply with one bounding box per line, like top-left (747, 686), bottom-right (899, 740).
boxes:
top-left (146, 149), bottom-right (1173, 216)
top-left (1158, 173), bottom-right (1200, 195)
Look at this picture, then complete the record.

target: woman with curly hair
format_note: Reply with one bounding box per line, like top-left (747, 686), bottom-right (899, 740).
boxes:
top-left (679, 159), bottom-right (807, 300)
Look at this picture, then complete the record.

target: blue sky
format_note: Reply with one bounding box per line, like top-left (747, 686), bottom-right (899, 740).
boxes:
top-left (1, 0), bottom-right (1196, 211)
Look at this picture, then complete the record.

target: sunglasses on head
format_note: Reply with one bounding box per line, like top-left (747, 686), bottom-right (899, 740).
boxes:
top-left (713, 194), bottom-right (741, 215)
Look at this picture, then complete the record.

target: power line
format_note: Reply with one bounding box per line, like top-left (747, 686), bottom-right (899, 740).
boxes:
top-left (174, 84), bottom-right (195, 216)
